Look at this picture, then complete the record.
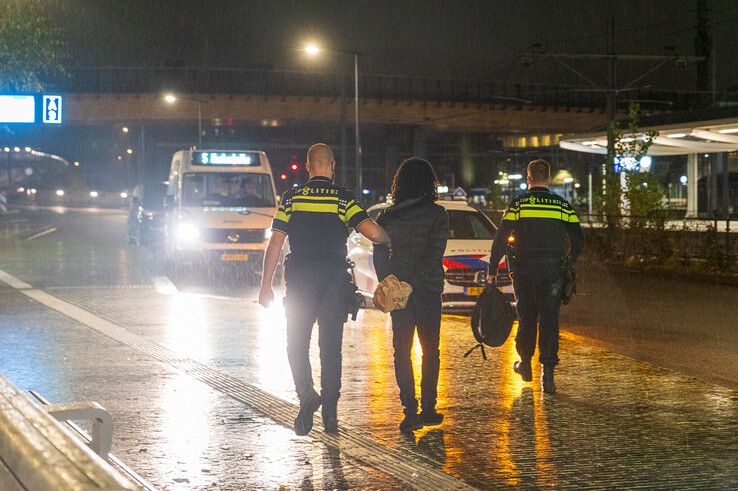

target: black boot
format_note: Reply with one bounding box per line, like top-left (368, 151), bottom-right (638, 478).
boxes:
top-left (294, 393), bottom-right (322, 436)
top-left (322, 403), bottom-right (338, 433)
top-left (399, 410), bottom-right (423, 433)
top-left (419, 409), bottom-right (444, 427)
top-left (513, 358), bottom-right (533, 382)
top-left (542, 364), bottom-right (556, 394)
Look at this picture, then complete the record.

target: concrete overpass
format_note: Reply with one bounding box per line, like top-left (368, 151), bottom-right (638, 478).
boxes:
top-left (46, 66), bottom-right (639, 133)
top-left (66, 93), bottom-right (610, 134)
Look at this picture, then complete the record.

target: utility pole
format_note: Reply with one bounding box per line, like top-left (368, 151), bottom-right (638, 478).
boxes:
top-left (694, 0), bottom-right (711, 95)
top-left (339, 73), bottom-right (348, 187)
top-left (139, 125), bottom-right (145, 184)
top-left (605, 17), bottom-right (616, 194)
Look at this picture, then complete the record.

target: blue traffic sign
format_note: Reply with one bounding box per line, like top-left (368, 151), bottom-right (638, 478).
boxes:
top-left (42, 95), bottom-right (62, 124)
top-left (0, 94), bottom-right (63, 124)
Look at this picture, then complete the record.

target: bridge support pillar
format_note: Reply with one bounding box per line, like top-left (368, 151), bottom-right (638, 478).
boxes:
top-left (686, 153), bottom-right (699, 218)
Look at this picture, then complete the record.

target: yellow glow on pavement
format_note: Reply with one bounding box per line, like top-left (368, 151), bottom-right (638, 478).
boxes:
top-left (494, 321), bottom-right (523, 487)
top-left (367, 315), bottom-right (394, 426)
top-left (533, 391), bottom-right (557, 487)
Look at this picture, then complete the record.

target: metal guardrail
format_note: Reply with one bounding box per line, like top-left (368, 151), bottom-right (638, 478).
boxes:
top-left (577, 213), bottom-right (736, 233)
top-left (576, 213), bottom-right (736, 264)
top-left (41, 66), bottom-right (738, 111)
top-left (0, 373), bottom-right (143, 490)
top-left (29, 391), bottom-right (157, 491)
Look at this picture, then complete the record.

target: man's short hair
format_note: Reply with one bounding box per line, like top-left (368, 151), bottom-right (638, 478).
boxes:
top-left (527, 159), bottom-right (551, 183)
top-left (307, 143), bottom-right (334, 166)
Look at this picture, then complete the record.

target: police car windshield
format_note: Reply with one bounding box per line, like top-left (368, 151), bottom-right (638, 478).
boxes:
top-left (448, 210), bottom-right (496, 240)
top-left (182, 173), bottom-right (275, 207)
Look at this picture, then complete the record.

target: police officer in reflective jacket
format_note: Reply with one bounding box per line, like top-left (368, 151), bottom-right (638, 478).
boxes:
top-left (490, 159), bottom-right (584, 393)
top-left (259, 143), bottom-right (391, 435)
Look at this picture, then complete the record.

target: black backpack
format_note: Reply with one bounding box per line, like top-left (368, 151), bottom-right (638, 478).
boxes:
top-left (464, 285), bottom-right (516, 359)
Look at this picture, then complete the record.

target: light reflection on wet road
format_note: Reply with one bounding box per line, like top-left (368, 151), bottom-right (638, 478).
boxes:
top-left (0, 207), bottom-right (737, 489)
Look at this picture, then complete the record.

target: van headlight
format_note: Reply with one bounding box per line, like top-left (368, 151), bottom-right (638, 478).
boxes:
top-left (176, 223), bottom-right (200, 242)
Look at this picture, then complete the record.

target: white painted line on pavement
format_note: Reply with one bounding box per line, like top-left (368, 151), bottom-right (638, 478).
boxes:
top-left (26, 227), bottom-right (58, 241)
top-left (0, 270), bottom-right (32, 290)
top-left (0, 268), bottom-right (476, 491)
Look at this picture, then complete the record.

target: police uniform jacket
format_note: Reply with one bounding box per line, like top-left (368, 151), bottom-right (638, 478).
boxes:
top-left (271, 176), bottom-right (369, 264)
top-left (490, 187), bottom-right (584, 269)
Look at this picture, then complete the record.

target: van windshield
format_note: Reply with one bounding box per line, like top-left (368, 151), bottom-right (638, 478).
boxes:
top-left (182, 173), bottom-right (275, 207)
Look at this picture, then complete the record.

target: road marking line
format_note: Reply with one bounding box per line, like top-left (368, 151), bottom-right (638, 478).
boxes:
top-left (0, 270), bottom-right (32, 290)
top-left (26, 227), bottom-right (58, 241)
top-left (0, 268), bottom-right (475, 491)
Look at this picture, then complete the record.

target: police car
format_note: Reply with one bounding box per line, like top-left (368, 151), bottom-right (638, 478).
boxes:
top-left (347, 199), bottom-right (514, 312)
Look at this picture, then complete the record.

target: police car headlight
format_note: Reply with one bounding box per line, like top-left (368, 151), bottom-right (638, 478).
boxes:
top-left (264, 228), bottom-right (272, 240)
top-left (176, 223), bottom-right (200, 242)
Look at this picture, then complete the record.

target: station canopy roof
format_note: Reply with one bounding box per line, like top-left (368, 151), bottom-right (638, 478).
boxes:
top-left (560, 118), bottom-right (738, 156)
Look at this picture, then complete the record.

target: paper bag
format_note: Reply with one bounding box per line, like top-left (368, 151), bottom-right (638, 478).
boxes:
top-left (372, 274), bottom-right (413, 313)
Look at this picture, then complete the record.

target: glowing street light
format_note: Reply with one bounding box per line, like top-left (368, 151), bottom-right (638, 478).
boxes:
top-left (126, 148), bottom-right (133, 155)
top-left (164, 94), bottom-right (177, 104)
top-left (122, 126), bottom-right (129, 133)
top-left (304, 44), bottom-right (321, 56)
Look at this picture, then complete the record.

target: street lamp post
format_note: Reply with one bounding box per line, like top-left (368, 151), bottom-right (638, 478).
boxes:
top-left (353, 51), bottom-right (361, 198)
top-left (304, 44), bottom-right (362, 198)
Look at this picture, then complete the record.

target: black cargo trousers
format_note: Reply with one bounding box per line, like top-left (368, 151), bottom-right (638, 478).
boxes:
top-left (390, 291), bottom-right (442, 415)
top-left (283, 257), bottom-right (352, 406)
top-left (511, 258), bottom-right (563, 366)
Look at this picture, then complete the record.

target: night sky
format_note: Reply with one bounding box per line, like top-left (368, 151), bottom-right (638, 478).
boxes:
top-left (47, 0), bottom-right (738, 92)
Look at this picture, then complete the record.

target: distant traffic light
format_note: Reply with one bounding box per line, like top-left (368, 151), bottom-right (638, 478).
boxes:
top-left (280, 173), bottom-right (287, 180)
top-left (290, 163), bottom-right (298, 171)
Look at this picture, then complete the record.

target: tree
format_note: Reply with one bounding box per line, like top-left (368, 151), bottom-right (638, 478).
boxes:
top-left (0, 0), bottom-right (65, 92)
top-left (602, 102), bottom-right (658, 221)
top-left (486, 181), bottom-right (506, 210)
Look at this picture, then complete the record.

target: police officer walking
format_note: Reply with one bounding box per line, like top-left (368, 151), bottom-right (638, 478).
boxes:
top-left (259, 143), bottom-right (391, 435)
top-left (490, 159), bottom-right (584, 393)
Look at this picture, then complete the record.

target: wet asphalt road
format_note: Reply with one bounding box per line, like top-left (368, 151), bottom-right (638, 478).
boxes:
top-left (0, 206), bottom-right (737, 490)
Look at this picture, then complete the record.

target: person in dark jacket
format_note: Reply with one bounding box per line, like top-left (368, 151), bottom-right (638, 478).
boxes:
top-left (374, 157), bottom-right (449, 433)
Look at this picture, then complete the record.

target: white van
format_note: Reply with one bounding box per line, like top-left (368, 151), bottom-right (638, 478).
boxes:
top-left (164, 149), bottom-right (277, 280)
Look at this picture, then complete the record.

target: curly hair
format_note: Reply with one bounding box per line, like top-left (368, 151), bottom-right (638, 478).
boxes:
top-left (390, 157), bottom-right (439, 204)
